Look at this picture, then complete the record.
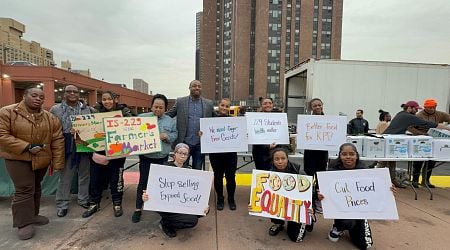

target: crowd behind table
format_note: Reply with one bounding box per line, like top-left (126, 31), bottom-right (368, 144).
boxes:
top-left (0, 80), bottom-right (449, 249)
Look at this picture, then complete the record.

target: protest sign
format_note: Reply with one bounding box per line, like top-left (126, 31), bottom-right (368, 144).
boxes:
top-left (249, 170), bottom-right (313, 224)
top-left (296, 115), bottom-right (347, 151)
top-left (103, 117), bottom-right (161, 158)
top-left (71, 111), bottom-right (122, 152)
top-left (200, 117), bottom-right (248, 153)
top-left (246, 112), bottom-right (289, 145)
top-left (317, 168), bottom-right (399, 220)
top-left (144, 164), bottom-right (213, 215)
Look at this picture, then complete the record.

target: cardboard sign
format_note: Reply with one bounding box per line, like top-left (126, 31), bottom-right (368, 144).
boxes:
top-left (103, 117), bottom-right (161, 158)
top-left (296, 115), bottom-right (347, 151)
top-left (71, 111), bottom-right (122, 152)
top-left (246, 112), bottom-right (289, 145)
top-left (200, 117), bottom-right (248, 153)
top-left (249, 170), bottom-right (313, 223)
top-left (317, 168), bottom-right (399, 220)
top-left (144, 164), bottom-right (213, 216)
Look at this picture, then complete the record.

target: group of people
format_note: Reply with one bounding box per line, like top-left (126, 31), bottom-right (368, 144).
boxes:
top-left (0, 79), bottom-right (447, 249)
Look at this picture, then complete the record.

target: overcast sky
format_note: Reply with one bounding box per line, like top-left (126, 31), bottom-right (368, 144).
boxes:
top-left (1, 0), bottom-right (449, 98)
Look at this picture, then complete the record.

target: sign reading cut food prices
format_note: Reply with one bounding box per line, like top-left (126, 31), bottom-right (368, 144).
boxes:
top-left (103, 116), bottom-right (161, 158)
top-left (200, 117), bottom-right (248, 153)
top-left (144, 164), bottom-right (213, 216)
top-left (246, 112), bottom-right (289, 145)
top-left (316, 168), bottom-right (399, 220)
top-left (71, 111), bottom-right (122, 152)
top-left (296, 115), bottom-right (347, 151)
top-left (249, 170), bottom-right (313, 223)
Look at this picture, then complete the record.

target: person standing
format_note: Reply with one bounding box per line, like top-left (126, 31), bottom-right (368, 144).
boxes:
top-left (166, 80), bottom-right (214, 170)
top-left (132, 94), bottom-right (177, 223)
top-left (347, 109), bottom-right (369, 135)
top-left (375, 109), bottom-right (391, 134)
top-left (252, 97), bottom-right (279, 171)
top-left (208, 98), bottom-right (238, 211)
top-left (51, 85), bottom-right (95, 217)
top-left (0, 87), bottom-right (64, 240)
top-left (82, 91), bottom-right (132, 218)
top-left (303, 98), bottom-right (328, 213)
top-left (383, 100), bottom-right (450, 188)
top-left (412, 99), bottom-right (450, 188)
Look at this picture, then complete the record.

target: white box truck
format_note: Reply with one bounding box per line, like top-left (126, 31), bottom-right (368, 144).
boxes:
top-left (284, 59), bottom-right (450, 129)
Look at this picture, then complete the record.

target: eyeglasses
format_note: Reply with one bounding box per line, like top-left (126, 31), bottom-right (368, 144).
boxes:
top-left (175, 151), bottom-right (189, 157)
top-left (65, 90), bottom-right (79, 94)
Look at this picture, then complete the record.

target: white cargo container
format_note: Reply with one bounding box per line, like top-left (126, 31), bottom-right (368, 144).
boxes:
top-left (284, 59), bottom-right (450, 128)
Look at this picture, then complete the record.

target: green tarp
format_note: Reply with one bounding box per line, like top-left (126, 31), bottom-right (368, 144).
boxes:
top-left (0, 159), bottom-right (62, 196)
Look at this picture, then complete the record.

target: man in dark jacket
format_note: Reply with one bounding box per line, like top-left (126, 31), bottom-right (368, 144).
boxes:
top-left (347, 109), bottom-right (369, 135)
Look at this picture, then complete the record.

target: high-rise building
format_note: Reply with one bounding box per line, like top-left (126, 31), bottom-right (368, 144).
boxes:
top-left (200, 0), bottom-right (342, 107)
top-left (0, 18), bottom-right (55, 66)
top-left (195, 12), bottom-right (203, 80)
top-left (133, 78), bottom-right (149, 94)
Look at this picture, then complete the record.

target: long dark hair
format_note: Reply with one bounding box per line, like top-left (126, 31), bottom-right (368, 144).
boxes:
top-left (378, 109), bottom-right (390, 121)
top-left (332, 143), bottom-right (360, 168)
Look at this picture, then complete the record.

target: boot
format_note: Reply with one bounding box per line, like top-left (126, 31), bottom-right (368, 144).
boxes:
top-left (18, 224), bottom-right (34, 240)
top-left (113, 201), bottom-right (123, 217)
top-left (82, 202), bottom-right (99, 218)
top-left (217, 196), bottom-right (224, 211)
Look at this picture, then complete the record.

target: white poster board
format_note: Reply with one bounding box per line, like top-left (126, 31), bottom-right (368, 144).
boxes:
top-left (246, 112), bottom-right (289, 145)
top-left (144, 164), bottom-right (213, 216)
top-left (317, 168), bottom-right (399, 220)
top-left (296, 115), bottom-right (347, 151)
top-left (249, 170), bottom-right (313, 223)
top-left (200, 117), bottom-right (248, 153)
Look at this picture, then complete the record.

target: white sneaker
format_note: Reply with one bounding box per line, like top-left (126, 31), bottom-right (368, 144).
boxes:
top-left (328, 226), bottom-right (344, 242)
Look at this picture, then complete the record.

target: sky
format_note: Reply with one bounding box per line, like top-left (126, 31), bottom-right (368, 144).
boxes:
top-left (1, 0), bottom-right (449, 98)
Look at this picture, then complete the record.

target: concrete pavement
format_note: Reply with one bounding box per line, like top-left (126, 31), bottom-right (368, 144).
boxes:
top-left (1, 184), bottom-right (450, 249)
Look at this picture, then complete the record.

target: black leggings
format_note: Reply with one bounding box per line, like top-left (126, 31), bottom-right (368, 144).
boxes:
top-left (209, 152), bottom-right (237, 201)
top-left (159, 212), bottom-right (199, 229)
top-left (135, 155), bottom-right (168, 209)
top-left (89, 157), bottom-right (126, 205)
top-left (334, 219), bottom-right (373, 250)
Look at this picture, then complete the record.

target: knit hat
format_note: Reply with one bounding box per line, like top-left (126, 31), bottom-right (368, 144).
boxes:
top-left (423, 99), bottom-right (437, 108)
top-left (174, 143), bottom-right (190, 154)
top-left (404, 100), bottom-right (422, 109)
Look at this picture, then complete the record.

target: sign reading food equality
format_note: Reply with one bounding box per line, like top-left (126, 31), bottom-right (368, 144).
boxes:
top-left (103, 116), bottom-right (161, 158)
top-left (249, 170), bottom-right (313, 223)
top-left (144, 164), bottom-right (213, 216)
top-left (296, 115), bottom-right (347, 151)
top-left (200, 117), bottom-right (248, 153)
top-left (71, 111), bottom-right (122, 152)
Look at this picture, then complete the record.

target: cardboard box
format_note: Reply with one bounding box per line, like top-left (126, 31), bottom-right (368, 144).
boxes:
top-left (408, 136), bottom-right (433, 158)
top-left (346, 136), bottom-right (364, 155)
top-left (433, 139), bottom-right (450, 159)
top-left (363, 137), bottom-right (385, 158)
top-left (384, 135), bottom-right (409, 158)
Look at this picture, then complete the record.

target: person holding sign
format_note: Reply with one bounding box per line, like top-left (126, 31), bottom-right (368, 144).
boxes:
top-left (252, 97), bottom-right (281, 170)
top-left (132, 94), bottom-right (177, 223)
top-left (303, 98), bottom-right (328, 214)
top-left (208, 98), bottom-right (238, 211)
top-left (262, 148), bottom-right (314, 242)
top-left (142, 143), bottom-right (209, 238)
top-left (318, 143), bottom-right (374, 249)
top-left (82, 91), bottom-right (132, 219)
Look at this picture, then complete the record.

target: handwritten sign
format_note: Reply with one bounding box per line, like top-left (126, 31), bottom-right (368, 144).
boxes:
top-left (246, 112), bottom-right (289, 145)
top-left (296, 115), bottom-right (347, 151)
top-left (317, 168), bottom-right (399, 220)
top-left (103, 117), bottom-right (161, 158)
top-left (249, 170), bottom-right (313, 223)
top-left (200, 117), bottom-right (247, 153)
top-left (144, 164), bottom-right (213, 215)
top-left (71, 111), bottom-right (122, 152)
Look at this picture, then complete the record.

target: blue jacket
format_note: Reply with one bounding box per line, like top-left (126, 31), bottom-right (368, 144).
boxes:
top-left (138, 112), bottom-right (177, 159)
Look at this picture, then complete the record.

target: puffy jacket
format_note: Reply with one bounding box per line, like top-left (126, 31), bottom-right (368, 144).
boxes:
top-left (0, 101), bottom-right (65, 170)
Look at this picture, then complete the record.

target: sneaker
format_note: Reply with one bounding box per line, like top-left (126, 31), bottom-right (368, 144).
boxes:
top-left (159, 222), bottom-right (177, 238)
top-left (314, 200), bottom-right (323, 214)
top-left (113, 205), bottom-right (123, 217)
top-left (328, 226), bottom-right (344, 242)
top-left (132, 210), bottom-right (142, 223)
top-left (217, 197), bottom-right (224, 211)
top-left (82, 203), bottom-right (99, 218)
top-left (228, 200), bottom-right (236, 211)
top-left (268, 224), bottom-right (283, 236)
top-left (33, 215), bottom-right (49, 226)
top-left (18, 224), bottom-right (34, 240)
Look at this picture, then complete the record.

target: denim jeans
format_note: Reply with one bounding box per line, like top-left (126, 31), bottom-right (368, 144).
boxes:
top-left (186, 143), bottom-right (204, 170)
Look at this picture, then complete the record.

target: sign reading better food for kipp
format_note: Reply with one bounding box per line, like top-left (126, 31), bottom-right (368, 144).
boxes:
top-left (103, 117), bottom-right (161, 158)
top-left (249, 170), bottom-right (313, 224)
